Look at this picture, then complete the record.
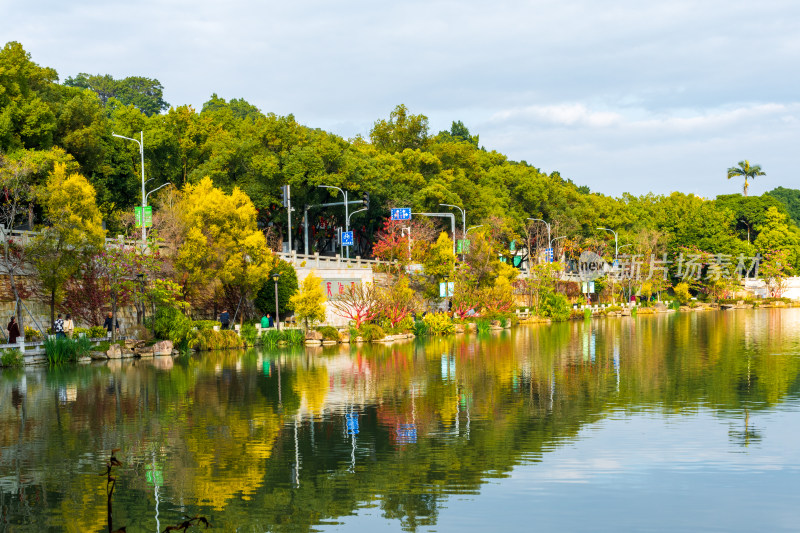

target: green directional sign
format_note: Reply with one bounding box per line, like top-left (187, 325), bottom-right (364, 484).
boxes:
top-left (135, 206), bottom-right (153, 228)
top-left (457, 239), bottom-right (471, 254)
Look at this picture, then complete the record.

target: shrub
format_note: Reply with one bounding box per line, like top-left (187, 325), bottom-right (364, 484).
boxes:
top-left (1, 348), bottom-right (23, 367)
top-left (541, 292), bottom-right (571, 322)
top-left (23, 326), bottom-right (42, 341)
top-left (606, 306), bottom-right (623, 313)
top-left (88, 326), bottom-right (107, 338)
top-left (221, 330), bottom-right (243, 349)
top-left (423, 313), bottom-right (455, 335)
top-left (359, 324), bottom-right (386, 342)
top-left (412, 320), bottom-right (427, 337)
top-left (316, 326), bottom-right (341, 342)
top-left (153, 308), bottom-right (194, 350)
top-left (194, 320), bottom-right (221, 331)
top-left (673, 282), bottom-right (691, 305)
top-left (73, 327), bottom-right (90, 338)
top-left (241, 323), bottom-right (258, 346)
top-left (484, 311), bottom-right (517, 326)
top-left (584, 308), bottom-right (592, 320)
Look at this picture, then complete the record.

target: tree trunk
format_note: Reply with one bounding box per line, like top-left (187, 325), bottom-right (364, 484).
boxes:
top-left (10, 276), bottom-right (23, 337)
top-left (50, 287), bottom-right (55, 334)
top-left (111, 292), bottom-right (118, 342)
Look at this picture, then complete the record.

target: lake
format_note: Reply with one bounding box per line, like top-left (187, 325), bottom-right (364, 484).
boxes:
top-left (2, 309), bottom-right (800, 532)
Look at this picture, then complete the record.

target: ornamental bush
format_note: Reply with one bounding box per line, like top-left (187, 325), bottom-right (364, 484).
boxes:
top-left (423, 312), bottom-right (455, 335)
top-left (316, 326), bottom-right (341, 342)
top-left (541, 292), bottom-right (571, 322)
top-left (359, 324), bottom-right (386, 342)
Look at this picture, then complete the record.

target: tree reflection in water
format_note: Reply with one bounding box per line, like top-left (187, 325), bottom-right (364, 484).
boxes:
top-left (0, 309), bottom-right (799, 530)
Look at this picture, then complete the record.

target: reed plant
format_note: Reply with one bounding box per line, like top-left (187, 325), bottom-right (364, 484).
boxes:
top-left (262, 329), bottom-right (281, 348)
top-left (284, 329), bottom-right (305, 346)
top-left (44, 336), bottom-right (93, 364)
top-left (475, 318), bottom-right (490, 334)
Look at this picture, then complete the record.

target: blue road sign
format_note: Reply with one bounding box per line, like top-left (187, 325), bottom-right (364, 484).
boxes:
top-left (546, 247), bottom-right (554, 262)
top-left (342, 231), bottom-right (354, 246)
top-left (391, 208), bottom-right (411, 221)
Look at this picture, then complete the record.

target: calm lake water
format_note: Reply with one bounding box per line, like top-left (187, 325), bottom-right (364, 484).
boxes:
top-left (2, 309), bottom-right (800, 532)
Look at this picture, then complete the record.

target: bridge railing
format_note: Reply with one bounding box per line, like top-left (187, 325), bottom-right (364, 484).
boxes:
top-left (275, 251), bottom-right (392, 269)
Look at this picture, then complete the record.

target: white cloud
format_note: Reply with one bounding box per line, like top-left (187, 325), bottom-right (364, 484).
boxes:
top-left (4, 0), bottom-right (800, 197)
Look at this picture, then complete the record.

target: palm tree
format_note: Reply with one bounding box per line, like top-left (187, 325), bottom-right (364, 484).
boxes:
top-left (727, 160), bottom-right (765, 197)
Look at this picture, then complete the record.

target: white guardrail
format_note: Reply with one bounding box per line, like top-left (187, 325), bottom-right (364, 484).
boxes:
top-left (275, 251), bottom-right (391, 269)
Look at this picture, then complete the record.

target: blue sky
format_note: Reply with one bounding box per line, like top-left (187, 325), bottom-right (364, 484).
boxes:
top-left (4, 0), bottom-right (798, 197)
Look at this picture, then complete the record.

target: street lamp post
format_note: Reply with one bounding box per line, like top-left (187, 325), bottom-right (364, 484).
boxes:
top-left (272, 273), bottom-right (281, 331)
top-left (112, 131), bottom-right (146, 242)
top-left (347, 207), bottom-right (367, 229)
top-left (401, 226), bottom-right (411, 261)
top-left (597, 227), bottom-right (619, 258)
top-left (440, 204), bottom-right (466, 260)
top-left (528, 218), bottom-right (552, 264)
top-left (145, 182), bottom-right (171, 205)
top-left (528, 218), bottom-right (551, 249)
top-left (319, 185), bottom-right (349, 259)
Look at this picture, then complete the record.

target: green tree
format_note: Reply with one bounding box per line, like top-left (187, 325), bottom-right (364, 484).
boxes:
top-left (370, 105), bottom-right (429, 153)
top-left (726, 160), bottom-right (765, 197)
top-left (0, 41), bottom-right (59, 152)
top-left (254, 259), bottom-right (298, 317)
top-left (753, 207), bottom-right (800, 271)
top-left (289, 271), bottom-right (327, 330)
top-left (766, 187), bottom-right (800, 227)
top-left (64, 73), bottom-right (169, 116)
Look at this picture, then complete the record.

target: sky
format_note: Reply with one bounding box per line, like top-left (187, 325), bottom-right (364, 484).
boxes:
top-left (4, 0), bottom-right (799, 198)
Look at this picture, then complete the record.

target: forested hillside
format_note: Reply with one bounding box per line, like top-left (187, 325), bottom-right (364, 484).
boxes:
top-left (1, 40), bottom-right (799, 274)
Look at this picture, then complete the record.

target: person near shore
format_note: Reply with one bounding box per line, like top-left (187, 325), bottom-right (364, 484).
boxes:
top-left (261, 314), bottom-right (269, 329)
top-left (64, 314), bottom-right (74, 338)
top-left (220, 309), bottom-right (230, 330)
top-left (54, 314), bottom-right (65, 339)
top-left (267, 313), bottom-right (274, 328)
top-left (7, 316), bottom-right (20, 344)
top-left (103, 312), bottom-right (120, 335)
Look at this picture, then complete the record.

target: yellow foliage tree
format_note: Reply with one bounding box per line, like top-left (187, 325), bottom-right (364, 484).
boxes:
top-left (29, 162), bottom-right (105, 327)
top-left (175, 176), bottom-right (275, 307)
top-left (290, 271), bottom-right (327, 329)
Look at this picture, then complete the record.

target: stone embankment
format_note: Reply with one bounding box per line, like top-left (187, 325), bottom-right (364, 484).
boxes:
top-left (92, 339), bottom-right (175, 361)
